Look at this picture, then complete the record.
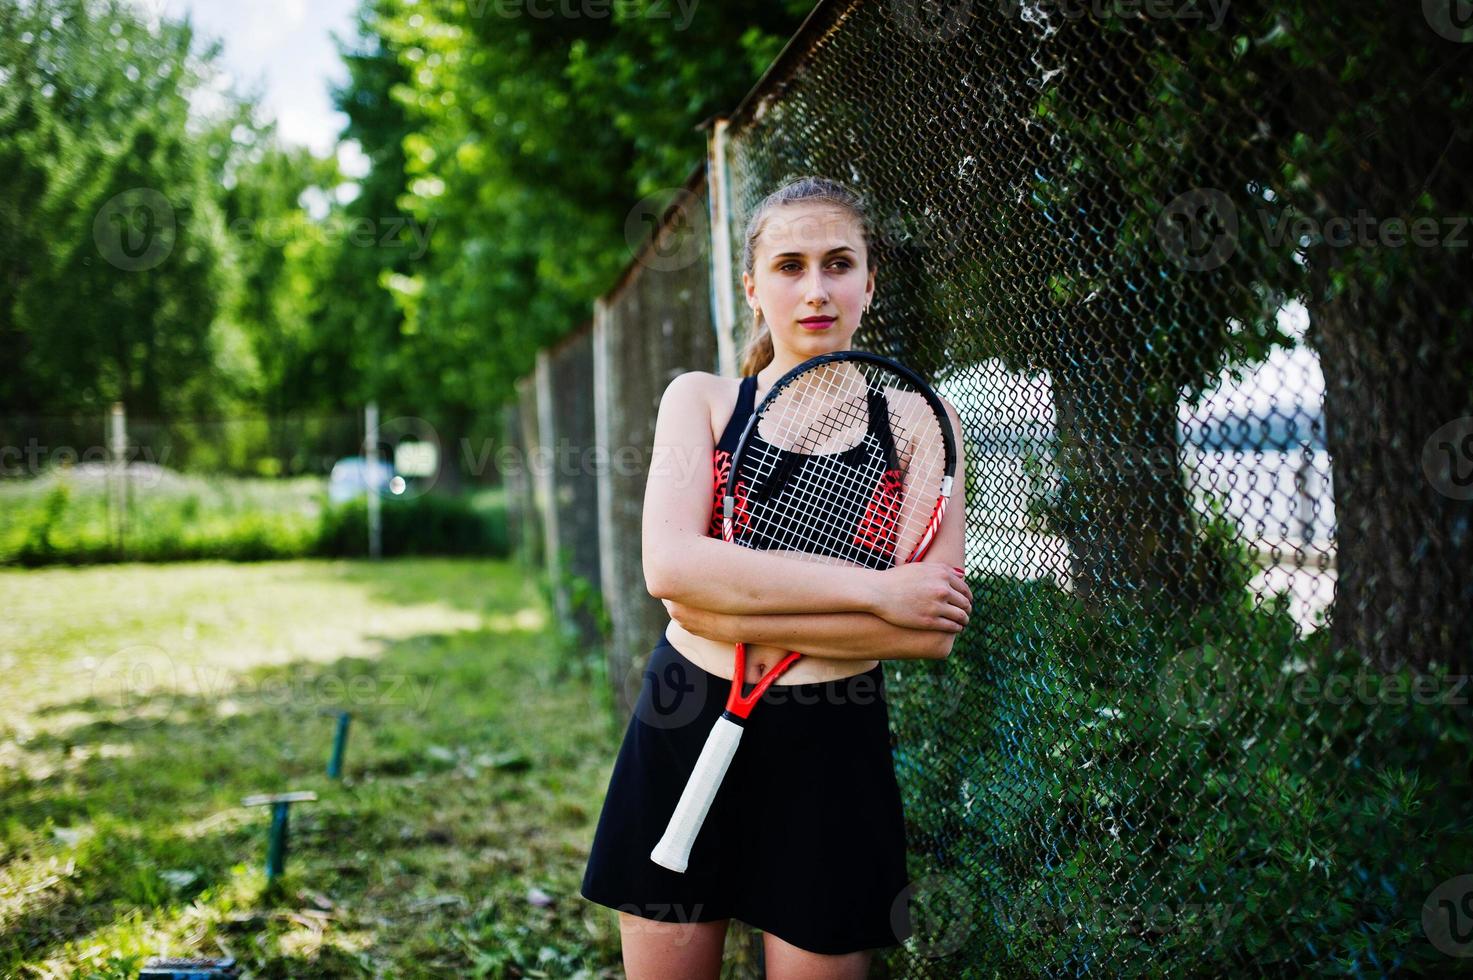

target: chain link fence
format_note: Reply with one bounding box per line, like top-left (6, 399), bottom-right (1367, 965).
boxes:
top-left (520, 0), bottom-right (1473, 973)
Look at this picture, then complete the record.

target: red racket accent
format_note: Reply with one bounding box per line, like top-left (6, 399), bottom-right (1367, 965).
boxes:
top-left (708, 450), bottom-right (733, 538)
top-left (904, 497), bottom-right (949, 564)
top-left (710, 449), bottom-right (752, 539)
top-left (725, 643), bottom-right (802, 720)
top-left (852, 467), bottom-right (905, 557)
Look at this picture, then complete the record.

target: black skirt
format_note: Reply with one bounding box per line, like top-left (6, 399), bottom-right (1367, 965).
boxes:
top-left (580, 629), bottom-right (914, 955)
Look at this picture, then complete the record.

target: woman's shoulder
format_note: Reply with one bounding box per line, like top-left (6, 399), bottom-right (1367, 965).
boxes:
top-left (660, 371), bottom-right (742, 448)
top-left (661, 370), bottom-right (741, 408)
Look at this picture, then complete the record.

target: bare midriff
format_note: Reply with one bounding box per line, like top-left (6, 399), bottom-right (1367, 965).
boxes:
top-left (662, 622), bottom-right (879, 687)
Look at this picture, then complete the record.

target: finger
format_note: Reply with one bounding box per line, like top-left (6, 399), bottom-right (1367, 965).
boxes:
top-left (948, 582), bottom-right (972, 613)
top-left (938, 603), bottom-right (967, 629)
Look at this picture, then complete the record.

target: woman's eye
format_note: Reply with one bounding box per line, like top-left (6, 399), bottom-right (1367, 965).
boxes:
top-left (779, 260), bottom-right (850, 272)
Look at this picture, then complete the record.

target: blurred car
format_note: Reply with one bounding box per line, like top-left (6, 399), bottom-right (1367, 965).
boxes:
top-left (328, 456), bottom-right (405, 504)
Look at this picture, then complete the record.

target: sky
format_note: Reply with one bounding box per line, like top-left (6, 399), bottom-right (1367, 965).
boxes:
top-left (138, 0), bottom-right (368, 176)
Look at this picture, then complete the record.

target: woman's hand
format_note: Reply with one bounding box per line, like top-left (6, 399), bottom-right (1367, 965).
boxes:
top-left (662, 598), bottom-right (727, 643)
top-left (866, 563), bottom-right (972, 632)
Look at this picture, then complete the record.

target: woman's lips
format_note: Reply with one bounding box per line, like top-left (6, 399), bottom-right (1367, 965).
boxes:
top-left (799, 318), bottom-right (836, 330)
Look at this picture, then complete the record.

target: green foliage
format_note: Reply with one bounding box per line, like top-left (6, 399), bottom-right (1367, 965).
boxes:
top-left (0, 474), bottom-right (508, 564)
top-left (4, 0), bottom-right (818, 489)
top-left (0, 0), bottom-right (233, 418)
top-left (371, 0), bottom-right (817, 410)
top-left (887, 554), bottom-right (1473, 975)
top-left (315, 492), bottom-right (509, 559)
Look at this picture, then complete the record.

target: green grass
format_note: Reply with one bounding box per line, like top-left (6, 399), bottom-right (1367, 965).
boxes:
top-left (0, 557), bottom-right (756, 977)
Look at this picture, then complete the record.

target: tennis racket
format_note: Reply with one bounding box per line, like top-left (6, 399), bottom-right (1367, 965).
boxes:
top-left (649, 349), bottom-right (958, 873)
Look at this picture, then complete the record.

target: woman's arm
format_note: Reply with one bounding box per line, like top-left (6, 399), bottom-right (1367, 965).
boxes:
top-left (641, 374), bottom-right (971, 630)
top-left (665, 599), bottom-right (957, 661)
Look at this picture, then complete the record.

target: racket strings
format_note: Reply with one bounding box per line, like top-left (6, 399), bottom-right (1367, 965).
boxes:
top-left (742, 434), bottom-right (894, 563)
top-left (731, 367), bottom-right (946, 569)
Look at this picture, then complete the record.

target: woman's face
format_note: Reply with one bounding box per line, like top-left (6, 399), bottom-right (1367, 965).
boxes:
top-left (744, 201), bottom-right (875, 360)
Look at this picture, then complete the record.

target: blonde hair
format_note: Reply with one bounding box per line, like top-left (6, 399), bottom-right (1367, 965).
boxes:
top-left (738, 177), bottom-right (877, 376)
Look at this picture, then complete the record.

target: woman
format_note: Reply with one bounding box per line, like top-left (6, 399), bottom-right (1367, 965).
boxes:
top-left (581, 176), bottom-right (971, 979)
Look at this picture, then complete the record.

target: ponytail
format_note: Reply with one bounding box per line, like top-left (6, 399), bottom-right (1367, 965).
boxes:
top-left (739, 308), bottom-right (775, 376)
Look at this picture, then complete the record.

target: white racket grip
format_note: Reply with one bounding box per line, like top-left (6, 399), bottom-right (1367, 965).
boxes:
top-left (650, 714), bottom-right (745, 873)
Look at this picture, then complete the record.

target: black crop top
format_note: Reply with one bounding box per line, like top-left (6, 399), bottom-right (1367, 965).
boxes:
top-left (708, 373), bottom-right (905, 566)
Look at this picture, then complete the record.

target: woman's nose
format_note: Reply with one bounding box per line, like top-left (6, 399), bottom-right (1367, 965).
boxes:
top-left (803, 268), bottom-right (829, 302)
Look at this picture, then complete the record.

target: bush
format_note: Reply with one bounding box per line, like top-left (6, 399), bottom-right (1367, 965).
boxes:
top-left (886, 558), bottom-right (1473, 975)
top-left (313, 492), bottom-right (508, 559)
top-left (0, 473), bottom-right (508, 565)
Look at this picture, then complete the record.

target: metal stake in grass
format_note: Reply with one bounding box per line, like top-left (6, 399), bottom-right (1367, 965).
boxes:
top-left (327, 710), bottom-right (351, 779)
top-left (242, 791), bottom-right (317, 889)
top-left (139, 957), bottom-right (240, 979)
